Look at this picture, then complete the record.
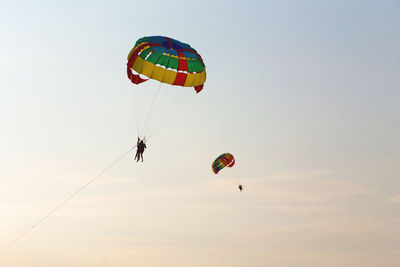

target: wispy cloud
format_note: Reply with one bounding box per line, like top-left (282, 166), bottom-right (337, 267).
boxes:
top-left (230, 174), bottom-right (374, 202)
top-left (0, 171), bottom-right (375, 224)
top-left (388, 194), bottom-right (400, 203)
top-left (176, 203), bottom-right (343, 214)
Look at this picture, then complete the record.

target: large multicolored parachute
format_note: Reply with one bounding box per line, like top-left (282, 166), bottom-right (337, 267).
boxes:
top-left (212, 153), bottom-right (235, 174)
top-left (127, 36), bottom-right (206, 139)
top-left (127, 36), bottom-right (206, 93)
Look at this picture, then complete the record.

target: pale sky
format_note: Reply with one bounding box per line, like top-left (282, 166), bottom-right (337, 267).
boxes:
top-left (0, 0), bottom-right (400, 266)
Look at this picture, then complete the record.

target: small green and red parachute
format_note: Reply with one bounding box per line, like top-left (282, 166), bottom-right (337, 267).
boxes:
top-left (212, 153), bottom-right (235, 174)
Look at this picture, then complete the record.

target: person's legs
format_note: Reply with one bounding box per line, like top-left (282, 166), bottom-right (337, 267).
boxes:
top-left (137, 148), bottom-right (143, 162)
top-left (136, 151), bottom-right (141, 162)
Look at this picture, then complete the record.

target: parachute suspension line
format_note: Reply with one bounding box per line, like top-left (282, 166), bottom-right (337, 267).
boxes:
top-left (145, 81), bottom-right (169, 136)
top-left (160, 88), bottom-right (191, 122)
top-left (147, 89), bottom-right (192, 141)
top-left (0, 145), bottom-right (136, 254)
top-left (148, 86), bottom-right (179, 127)
top-left (137, 84), bottom-right (142, 138)
top-left (236, 178), bottom-right (242, 186)
top-left (149, 95), bottom-right (187, 138)
top-left (147, 89), bottom-right (192, 140)
top-left (136, 82), bottom-right (146, 139)
top-left (143, 84), bottom-right (174, 137)
top-left (131, 86), bottom-right (140, 138)
top-left (140, 82), bottom-right (162, 138)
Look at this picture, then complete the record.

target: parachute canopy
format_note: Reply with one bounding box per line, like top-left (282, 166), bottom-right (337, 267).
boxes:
top-left (127, 36), bottom-right (206, 139)
top-left (127, 36), bottom-right (206, 93)
top-left (212, 153), bottom-right (235, 174)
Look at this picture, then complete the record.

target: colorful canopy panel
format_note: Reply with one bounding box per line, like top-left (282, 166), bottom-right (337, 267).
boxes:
top-left (127, 36), bottom-right (206, 93)
top-left (212, 153), bottom-right (235, 174)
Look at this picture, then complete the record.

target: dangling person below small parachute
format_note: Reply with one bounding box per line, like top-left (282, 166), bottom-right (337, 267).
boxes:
top-left (212, 153), bottom-right (241, 191)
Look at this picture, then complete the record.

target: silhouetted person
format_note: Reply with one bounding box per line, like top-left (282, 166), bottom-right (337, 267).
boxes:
top-left (238, 184), bottom-right (243, 192)
top-left (134, 138), bottom-right (147, 162)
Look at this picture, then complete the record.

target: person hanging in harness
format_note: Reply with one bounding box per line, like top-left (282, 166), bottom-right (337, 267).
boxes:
top-left (238, 184), bottom-right (243, 192)
top-left (134, 137), bottom-right (147, 162)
